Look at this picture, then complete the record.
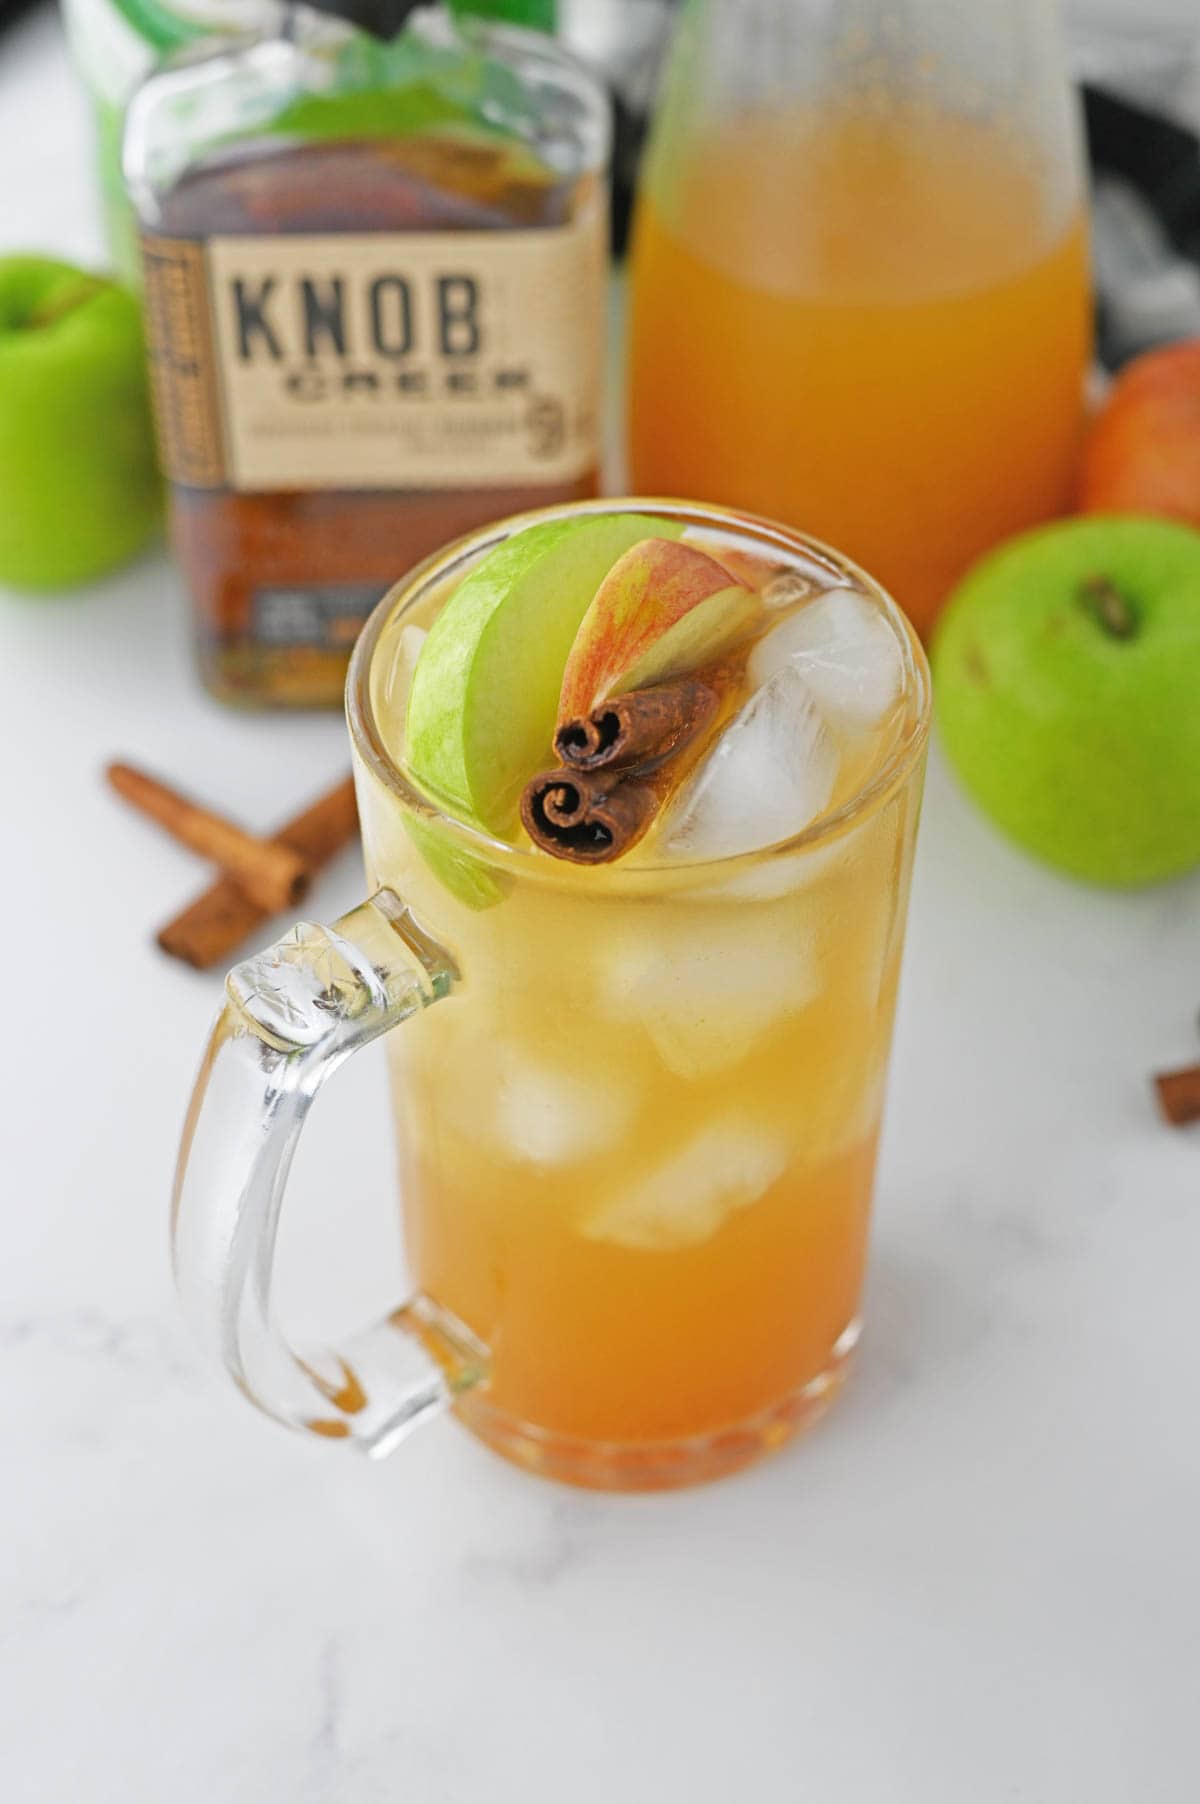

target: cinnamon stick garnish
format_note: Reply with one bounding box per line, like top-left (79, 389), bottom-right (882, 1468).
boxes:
top-left (1155, 1064), bottom-right (1200, 1128)
top-left (521, 764), bottom-right (678, 864)
top-left (522, 669), bottom-right (727, 863)
top-left (157, 777), bottom-right (359, 970)
top-left (554, 675), bottom-right (718, 772)
top-left (107, 761), bottom-right (311, 914)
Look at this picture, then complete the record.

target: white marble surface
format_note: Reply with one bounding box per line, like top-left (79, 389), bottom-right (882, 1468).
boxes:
top-left (4, 11), bottom-right (1200, 1802)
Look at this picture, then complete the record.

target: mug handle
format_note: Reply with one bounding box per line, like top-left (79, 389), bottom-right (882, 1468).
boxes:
top-left (171, 889), bottom-right (489, 1458)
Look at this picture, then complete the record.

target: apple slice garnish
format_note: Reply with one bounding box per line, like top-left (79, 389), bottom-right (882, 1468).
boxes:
top-left (557, 538), bottom-right (760, 723)
top-left (405, 511), bottom-right (682, 834)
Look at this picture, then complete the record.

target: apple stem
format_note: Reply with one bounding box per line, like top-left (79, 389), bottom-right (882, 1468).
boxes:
top-left (1078, 574), bottom-right (1138, 640)
top-left (27, 274), bottom-right (107, 331)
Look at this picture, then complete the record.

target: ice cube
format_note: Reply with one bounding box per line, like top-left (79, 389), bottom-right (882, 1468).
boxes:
top-left (582, 1118), bottom-right (790, 1251)
top-left (602, 906), bottom-right (822, 1078)
top-left (494, 1056), bottom-right (635, 1167)
top-left (748, 589), bottom-right (902, 736)
top-left (684, 829), bottom-right (855, 903)
top-left (427, 998), bottom-right (637, 1167)
top-left (761, 570), bottom-right (817, 611)
top-left (662, 662), bottom-right (839, 861)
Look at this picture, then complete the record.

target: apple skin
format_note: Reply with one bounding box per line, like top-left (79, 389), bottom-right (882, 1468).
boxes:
top-left (933, 516), bottom-right (1200, 887)
top-left (558, 537), bottom-right (758, 722)
top-left (0, 256), bottom-right (161, 592)
top-left (406, 512), bottom-right (682, 834)
top-left (1080, 339), bottom-right (1200, 527)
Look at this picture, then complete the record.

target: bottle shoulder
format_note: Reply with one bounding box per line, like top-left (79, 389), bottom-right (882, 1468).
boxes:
top-left (124, 4), bottom-right (610, 223)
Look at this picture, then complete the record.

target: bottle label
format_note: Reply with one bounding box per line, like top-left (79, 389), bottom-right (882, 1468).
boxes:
top-left (250, 582), bottom-right (391, 649)
top-left (141, 204), bottom-right (605, 493)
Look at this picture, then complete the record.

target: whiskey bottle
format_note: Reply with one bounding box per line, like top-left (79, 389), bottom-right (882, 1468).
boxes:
top-left (124, 1), bottom-right (609, 705)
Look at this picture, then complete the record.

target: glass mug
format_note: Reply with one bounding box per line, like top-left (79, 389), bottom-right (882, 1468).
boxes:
top-left (172, 500), bottom-right (930, 1491)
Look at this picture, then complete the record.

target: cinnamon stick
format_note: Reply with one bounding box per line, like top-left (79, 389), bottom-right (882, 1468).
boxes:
top-left (158, 777), bottom-right (358, 970)
top-left (554, 675), bottom-right (719, 773)
top-left (108, 762), bottom-right (310, 914)
top-left (523, 670), bottom-right (727, 864)
top-left (1155, 1064), bottom-right (1200, 1128)
top-left (521, 764), bottom-right (677, 864)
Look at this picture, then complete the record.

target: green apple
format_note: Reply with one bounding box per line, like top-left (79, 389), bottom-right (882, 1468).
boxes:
top-left (933, 516), bottom-right (1200, 886)
top-left (0, 256), bottom-right (161, 591)
top-left (405, 511), bottom-right (681, 833)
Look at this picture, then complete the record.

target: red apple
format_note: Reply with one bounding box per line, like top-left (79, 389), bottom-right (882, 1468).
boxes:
top-left (1080, 339), bottom-right (1200, 526)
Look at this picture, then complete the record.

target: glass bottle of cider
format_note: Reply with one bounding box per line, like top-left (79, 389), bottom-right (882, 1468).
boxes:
top-left (125, 1), bottom-right (608, 706)
top-left (628, 0), bottom-right (1090, 640)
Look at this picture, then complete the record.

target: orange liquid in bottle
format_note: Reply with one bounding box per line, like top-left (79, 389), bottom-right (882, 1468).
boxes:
top-left (628, 107), bottom-right (1091, 635)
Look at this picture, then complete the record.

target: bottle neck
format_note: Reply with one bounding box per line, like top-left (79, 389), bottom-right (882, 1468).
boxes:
top-left (303, 0), bottom-right (428, 33)
top-left (304, 0), bottom-right (557, 32)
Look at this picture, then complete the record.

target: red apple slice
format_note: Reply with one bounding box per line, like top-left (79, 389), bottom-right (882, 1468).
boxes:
top-left (557, 538), bottom-right (759, 723)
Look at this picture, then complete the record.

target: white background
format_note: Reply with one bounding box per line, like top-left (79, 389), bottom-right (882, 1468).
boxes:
top-left (2, 9), bottom-right (1199, 1802)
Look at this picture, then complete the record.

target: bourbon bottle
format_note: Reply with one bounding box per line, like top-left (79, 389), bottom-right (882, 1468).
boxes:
top-left (124, 2), bottom-right (608, 705)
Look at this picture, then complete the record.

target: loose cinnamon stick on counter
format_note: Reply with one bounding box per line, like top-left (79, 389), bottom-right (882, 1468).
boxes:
top-left (1155, 1064), bottom-right (1200, 1128)
top-left (158, 776), bottom-right (359, 970)
top-left (107, 761), bottom-right (311, 914)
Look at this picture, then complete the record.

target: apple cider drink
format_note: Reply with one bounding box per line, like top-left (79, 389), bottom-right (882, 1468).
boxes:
top-left (350, 502), bottom-right (929, 1487)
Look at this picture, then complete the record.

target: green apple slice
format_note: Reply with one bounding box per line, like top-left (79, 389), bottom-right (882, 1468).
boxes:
top-left (405, 512), bottom-right (682, 833)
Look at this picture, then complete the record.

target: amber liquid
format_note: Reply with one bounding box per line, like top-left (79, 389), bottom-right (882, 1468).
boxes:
top-left (355, 524), bottom-right (926, 1488)
top-left (629, 107), bottom-right (1091, 636)
top-left (156, 138), bottom-right (599, 706)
